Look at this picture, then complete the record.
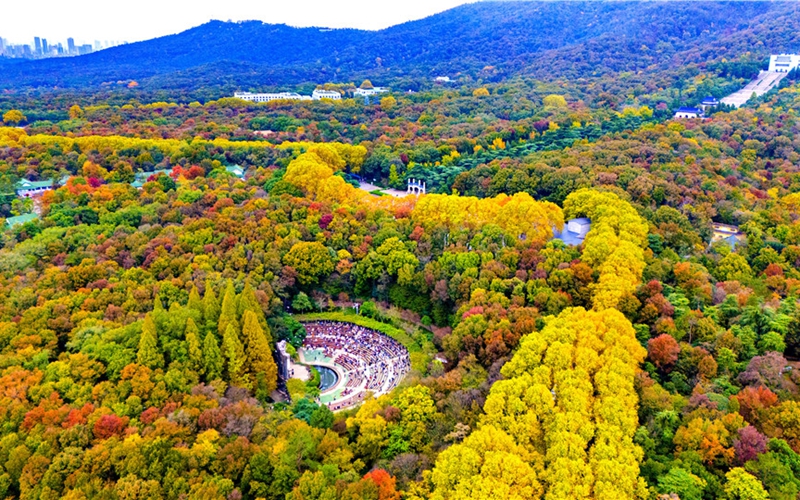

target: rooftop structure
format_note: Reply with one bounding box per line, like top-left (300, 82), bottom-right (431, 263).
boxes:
top-left (312, 89), bottom-right (342, 100)
top-left (354, 87), bottom-right (389, 97)
top-left (234, 91), bottom-right (312, 103)
top-left (434, 76), bottom-right (451, 83)
top-left (711, 222), bottom-right (744, 249)
top-left (16, 176), bottom-right (69, 198)
top-left (225, 165), bottom-right (245, 178)
top-left (674, 107), bottom-right (704, 119)
top-left (769, 54), bottom-right (800, 73)
top-left (553, 217), bottom-right (591, 246)
top-left (5, 213), bottom-right (38, 228)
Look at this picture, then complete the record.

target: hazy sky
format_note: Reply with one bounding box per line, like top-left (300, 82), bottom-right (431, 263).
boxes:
top-left (0, 0), bottom-right (475, 45)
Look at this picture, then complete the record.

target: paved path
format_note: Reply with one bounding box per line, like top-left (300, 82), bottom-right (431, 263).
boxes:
top-left (357, 182), bottom-right (409, 198)
top-left (721, 71), bottom-right (787, 108)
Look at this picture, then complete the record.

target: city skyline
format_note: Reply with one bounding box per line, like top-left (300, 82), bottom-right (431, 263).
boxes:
top-left (0, 0), bottom-right (474, 46)
top-left (0, 35), bottom-right (126, 59)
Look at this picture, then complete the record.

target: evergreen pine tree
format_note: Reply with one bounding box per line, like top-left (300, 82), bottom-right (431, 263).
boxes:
top-left (202, 330), bottom-right (223, 381)
top-left (202, 279), bottom-right (220, 332)
top-left (222, 323), bottom-right (247, 387)
top-left (185, 317), bottom-right (204, 374)
top-left (238, 281), bottom-right (268, 331)
top-left (187, 284), bottom-right (204, 322)
top-left (152, 290), bottom-right (170, 335)
top-left (218, 279), bottom-right (239, 337)
top-left (241, 310), bottom-right (278, 395)
top-left (137, 314), bottom-right (164, 369)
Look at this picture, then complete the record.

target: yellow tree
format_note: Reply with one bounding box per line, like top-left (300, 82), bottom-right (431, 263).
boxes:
top-left (432, 308), bottom-right (648, 500)
top-left (2, 110), bottom-right (25, 125)
top-left (241, 310), bottom-right (278, 396)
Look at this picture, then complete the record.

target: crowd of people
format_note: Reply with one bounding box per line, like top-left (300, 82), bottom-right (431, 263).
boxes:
top-left (302, 321), bottom-right (411, 410)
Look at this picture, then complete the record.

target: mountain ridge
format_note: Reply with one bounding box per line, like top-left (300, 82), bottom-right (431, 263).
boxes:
top-left (2, 1), bottom-right (799, 91)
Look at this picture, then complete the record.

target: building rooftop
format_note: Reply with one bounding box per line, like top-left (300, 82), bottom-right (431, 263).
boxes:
top-left (5, 213), bottom-right (38, 227)
top-left (676, 107), bottom-right (703, 114)
top-left (17, 179), bottom-right (54, 190)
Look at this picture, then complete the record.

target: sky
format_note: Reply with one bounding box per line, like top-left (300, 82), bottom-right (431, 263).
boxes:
top-left (0, 0), bottom-right (475, 46)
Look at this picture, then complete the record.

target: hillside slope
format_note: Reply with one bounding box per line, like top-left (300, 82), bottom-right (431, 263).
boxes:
top-left (3, 1), bottom-right (800, 90)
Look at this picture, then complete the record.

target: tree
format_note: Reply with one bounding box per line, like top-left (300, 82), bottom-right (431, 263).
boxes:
top-left (292, 292), bottom-right (315, 313)
top-left (2, 110), bottom-right (25, 125)
top-left (283, 242), bottom-right (335, 286)
top-left (360, 79), bottom-right (374, 89)
top-left (543, 94), bottom-right (568, 108)
top-left (716, 253), bottom-right (753, 282)
top-left (381, 96), bottom-right (397, 112)
top-left (724, 468), bottom-right (769, 500)
top-left (222, 324), bottom-right (247, 387)
top-left (185, 317), bottom-right (204, 374)
top-left (203, 331), bottom-right (223, 380)
top-left (218, 280), bottom-right (239, 337)
top-left (734, 426), bottom-right (768, 464)
top-left (472, 88), bottom-right (490, 97)
top-left (68, 105), bottom-right (84, 120)
top-left (203, 280), bottom-right (220, 331)
top-left (188, 285), bottom-right (204, 319)
top-left (137, 314), bottom-right (164, 369)
top-left (658, 468), bottom-right (706, 500)
top-left (241, 310), bottom-right (278, 395)
top-left (363, 469), bottom-right (401, 500)
top-left (648, 334), bottom-right (681, 370)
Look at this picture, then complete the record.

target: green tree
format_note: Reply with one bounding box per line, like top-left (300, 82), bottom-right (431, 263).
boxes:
top-left (188, 285), bottom-right (204, 319)
top-left (203, 279), bottom-right (220, 331)
top-left (218, 279), bottom-right (239, 337)
top-left (222, 324), bottom-right (247, 387)
top-left (658, 468), bottom-right (706, 500)
top-left (185, 317), bottom-right (204, 374)
top-left (137, 314), bottom-right (164, 369)
top-left (203, 330), bottom-right (223, 380)
top-left (292, 292), bottom-right (315, 313)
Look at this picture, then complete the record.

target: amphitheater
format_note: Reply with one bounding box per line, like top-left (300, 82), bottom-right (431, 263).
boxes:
top-left (298, 321), bottom-right (411, 411)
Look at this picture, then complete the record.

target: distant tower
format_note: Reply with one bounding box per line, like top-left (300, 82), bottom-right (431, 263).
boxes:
top-left (407, 178), bottom-right (426, 195)
top-left (41, 38), bottom-right (48, 54)
top-left (34, 37), bottom-right (41, 55)
top-left (67, 38), bottom-right (75, 54)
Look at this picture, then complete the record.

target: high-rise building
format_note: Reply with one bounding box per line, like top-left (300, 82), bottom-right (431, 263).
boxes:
top-left (41, 38), bottom-right (48, 54)
top-left (34, 37), bottom-right (41, 55)
top-left (67, 38), bottom-right (75, 54)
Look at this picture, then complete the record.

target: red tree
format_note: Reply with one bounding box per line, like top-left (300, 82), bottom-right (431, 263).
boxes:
top-left (363, 469), bottom-right (401, 500)
top-left (93, 414), bottom-right (128, 440)
top-left (647, 334), bottom-right (680, 370)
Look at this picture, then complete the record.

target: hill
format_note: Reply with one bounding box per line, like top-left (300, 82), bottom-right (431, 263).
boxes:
top-left (3, 1), bottom-right (800, 90)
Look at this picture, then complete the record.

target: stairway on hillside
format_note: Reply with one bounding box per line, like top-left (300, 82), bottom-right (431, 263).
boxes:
top-left (721, 70), bottom-right (787, 108)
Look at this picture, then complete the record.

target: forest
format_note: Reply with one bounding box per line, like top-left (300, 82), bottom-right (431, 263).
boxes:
top-left (1, 1), bottom-right (800, 499)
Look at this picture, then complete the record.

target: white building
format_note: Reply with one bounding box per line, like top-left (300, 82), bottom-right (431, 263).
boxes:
top-left (674, 107), bottom-right (704, 119)
top-left (769, 54), bottom-right (800, 73)
top-left (234, 91), bottom-right (311, 103)
top-left (312, 89), bottom-right (342, 100)
top-left (553, 217), bottom-right (591, 246)
top-left (354, 87), bottom-right (389, 97)
top-left (434, 76), bottom-right (451, 83)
